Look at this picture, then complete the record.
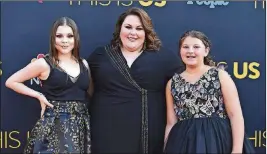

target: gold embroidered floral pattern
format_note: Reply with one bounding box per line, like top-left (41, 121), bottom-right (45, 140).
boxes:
top-left (24, 101), bottom-right (91, 154)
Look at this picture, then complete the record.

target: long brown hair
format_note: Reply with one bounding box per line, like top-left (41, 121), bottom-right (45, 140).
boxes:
top-left (111, 7), bottom-right (161, 51)
top-left (48, 17), bottom-right (80, 65)
top-left (179, 30), bottom-right (215, 66)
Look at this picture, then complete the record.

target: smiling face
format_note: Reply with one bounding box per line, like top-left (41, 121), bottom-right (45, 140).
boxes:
top-left (54, 25), bottom-right (75, 56)
top-left (49, 17), bottom-right (80, 63)
top-left (180, 36), bottom-right (209, 67)
top-left (119, 15), bottom-right (145, 52)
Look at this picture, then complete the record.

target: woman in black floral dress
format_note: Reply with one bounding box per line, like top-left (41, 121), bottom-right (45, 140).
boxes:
top-left (5, 17), bottom-right (91, 153)
top-left (164, 30), bottom-right (255, 153)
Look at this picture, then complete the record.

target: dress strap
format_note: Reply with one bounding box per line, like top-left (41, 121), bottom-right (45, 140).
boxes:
top-left (43, 55), bottom-right (53, 68)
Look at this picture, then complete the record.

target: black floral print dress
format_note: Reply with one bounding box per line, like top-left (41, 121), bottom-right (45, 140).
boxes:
top-left (165, 67), bottom-right (255, 153)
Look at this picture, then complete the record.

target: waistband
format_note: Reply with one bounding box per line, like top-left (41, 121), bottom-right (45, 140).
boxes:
top-left (45, 100), bottom-right (88, 115)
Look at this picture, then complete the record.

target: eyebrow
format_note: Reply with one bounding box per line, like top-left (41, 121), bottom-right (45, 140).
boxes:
top-left (123, 23), bottom-right (143, 27)
top-left (182, 44), bottom-right (201, 46)
top-left (183, 43), bottom-right (201, 45)
top-left (56, 33), bottom-right (74, 34)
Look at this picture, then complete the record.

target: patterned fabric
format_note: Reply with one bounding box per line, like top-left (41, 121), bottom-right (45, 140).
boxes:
top-left (165, 67), bottom-right (255, 154)
top-left (171, 67), bottom-right (228, 121)
top-left (24, 101), bottom-right (91, 154)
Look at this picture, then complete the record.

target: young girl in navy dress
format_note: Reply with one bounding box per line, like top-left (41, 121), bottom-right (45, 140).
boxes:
top-left (164, 30), bottom-right (255, 153)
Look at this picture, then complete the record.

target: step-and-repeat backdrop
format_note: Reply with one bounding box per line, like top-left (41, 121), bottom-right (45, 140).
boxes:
top-left (0, 1), bottom-right (266, 153)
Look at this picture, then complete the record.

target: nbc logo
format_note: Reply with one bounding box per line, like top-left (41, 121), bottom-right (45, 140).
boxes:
top-left (30, 54), bottom-right (45, 86)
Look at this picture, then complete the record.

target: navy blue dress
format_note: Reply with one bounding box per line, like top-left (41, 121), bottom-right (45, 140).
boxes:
top-left (24, 56), bottom-right (91, 154)
top-left (87, 45), bottom-right (180, 153)
top-left (165, 67), bottom-right (255, 153)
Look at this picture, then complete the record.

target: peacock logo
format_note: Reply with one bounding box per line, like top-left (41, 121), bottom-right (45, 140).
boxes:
top-left (30, 54), bottom-right (45, 86)
top-left (31, 54), bottom-right (45, 63)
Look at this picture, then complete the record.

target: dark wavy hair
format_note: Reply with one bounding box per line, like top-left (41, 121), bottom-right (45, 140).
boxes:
top-left (111, 7), bottom-right (161, 51)
top-left (179, 30), bottom-right (215, 66)
top-left (48, 17), bottom-right (80, 65)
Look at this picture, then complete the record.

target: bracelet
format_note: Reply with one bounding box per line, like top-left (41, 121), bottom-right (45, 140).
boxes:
top-left (37, 92), bottom-right (43, 98)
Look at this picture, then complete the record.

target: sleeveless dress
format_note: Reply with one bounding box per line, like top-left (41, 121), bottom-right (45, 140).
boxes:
top-left (164, 67), bottom-right (255, 153)
top-left (24, 56), bottom-right (91, 154)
